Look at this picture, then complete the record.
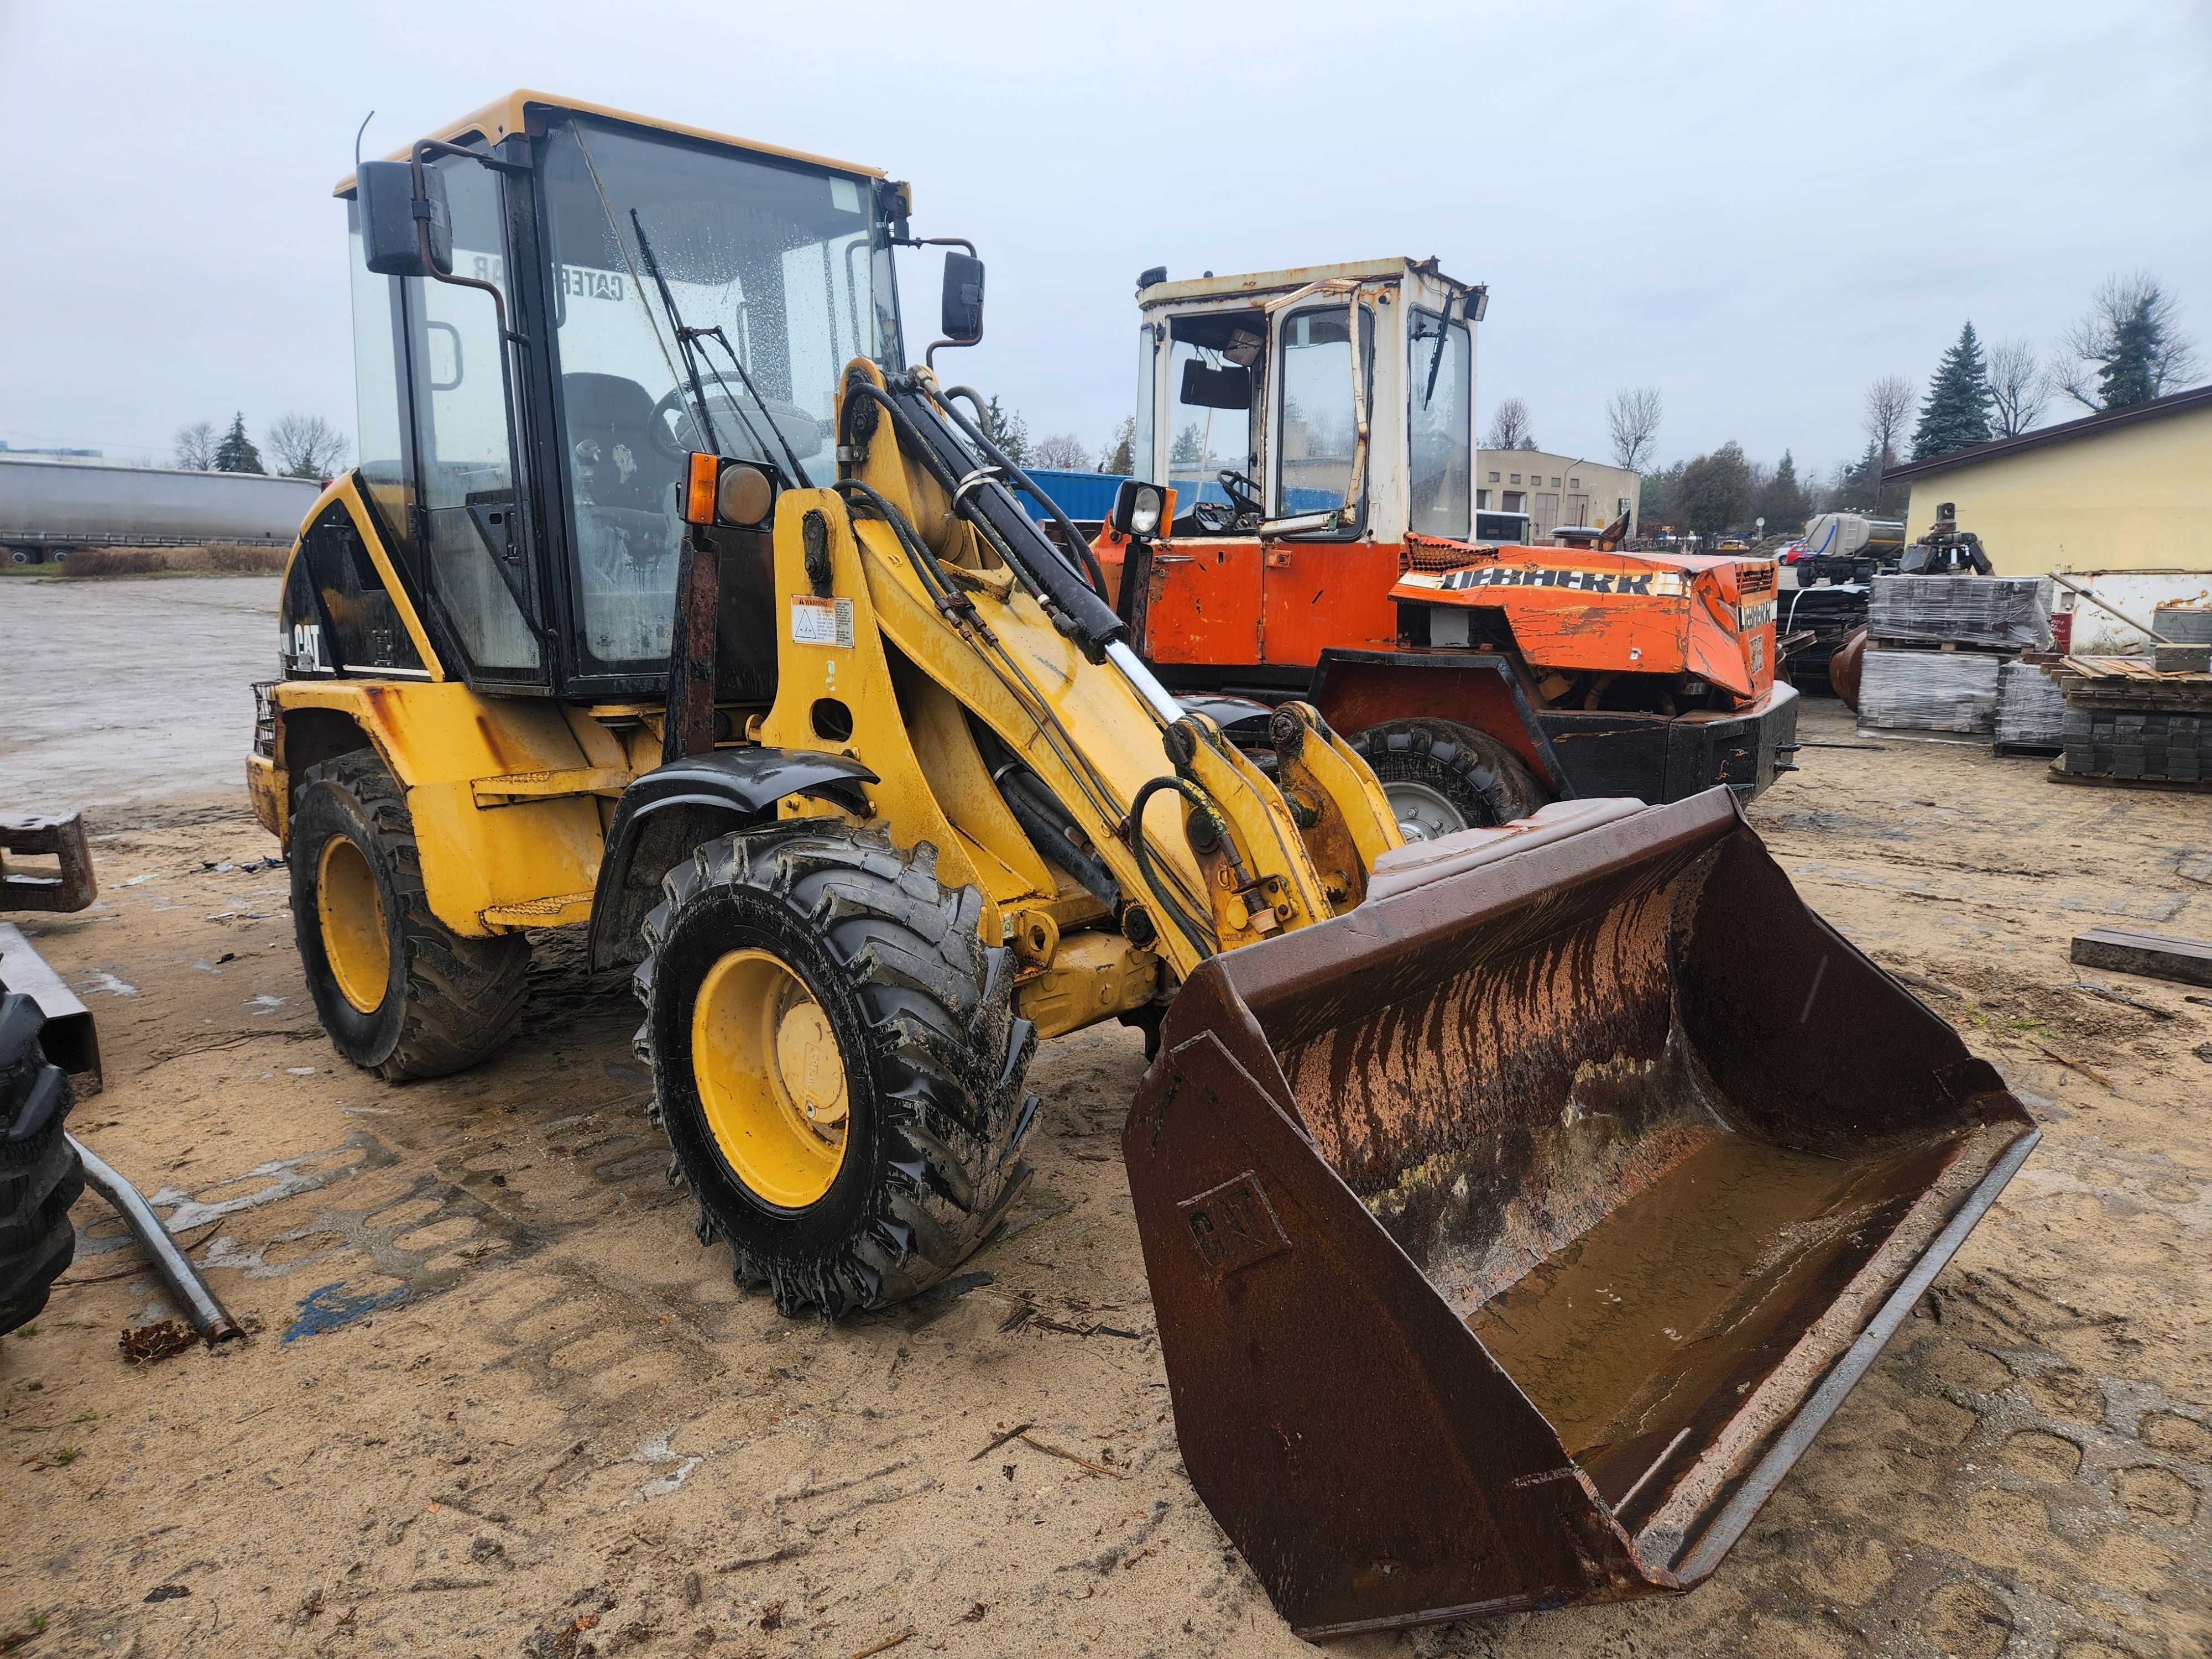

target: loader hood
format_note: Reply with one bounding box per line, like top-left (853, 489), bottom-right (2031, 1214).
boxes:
top-left (1393, 541), bottom-right (1780, 697)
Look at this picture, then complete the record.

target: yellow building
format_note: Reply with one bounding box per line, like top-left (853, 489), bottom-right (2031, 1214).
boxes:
top-left (1887, 384), bottom-right (2212, 574)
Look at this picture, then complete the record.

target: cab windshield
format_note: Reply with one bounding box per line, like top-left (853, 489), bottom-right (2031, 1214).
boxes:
top-left (540, 117), bottom-right (898, 671)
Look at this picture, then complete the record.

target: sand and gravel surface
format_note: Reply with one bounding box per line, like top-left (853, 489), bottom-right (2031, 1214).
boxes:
top-left (2, 579), bottom-right (2207, 1658)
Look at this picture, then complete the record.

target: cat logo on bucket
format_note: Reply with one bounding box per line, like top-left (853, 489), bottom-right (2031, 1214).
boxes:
top-left (1178, 1171), bottom-right (1291, 1280)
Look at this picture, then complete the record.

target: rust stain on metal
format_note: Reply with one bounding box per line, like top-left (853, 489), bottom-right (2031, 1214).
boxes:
top-left (1121, 789), bottom-right (2036, 1634)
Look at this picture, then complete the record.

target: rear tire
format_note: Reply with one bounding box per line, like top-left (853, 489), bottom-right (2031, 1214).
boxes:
top-left (638, 823), bottom-right (1039, 1318)
top-left (1352, 718), bottom-right (1549, 838)
top-left (289, 750), bottom-right (530, 1081)
top-left (0, 994), bottom-right (84, 1335)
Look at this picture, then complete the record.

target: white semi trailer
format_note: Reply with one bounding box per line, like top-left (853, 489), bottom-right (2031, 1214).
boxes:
top-left (1, 458), bottom-right (321, 560)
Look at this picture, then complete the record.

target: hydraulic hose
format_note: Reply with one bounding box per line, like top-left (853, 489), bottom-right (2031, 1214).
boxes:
top-left (842, 375), bottom-right (1129, 664)
top-left (936, 383), bottom-right (1112, 604)
top-left (1123, 776), bottom-right (1227, 960)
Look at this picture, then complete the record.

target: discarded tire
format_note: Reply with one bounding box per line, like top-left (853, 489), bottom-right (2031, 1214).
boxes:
top-left (0, 994), bottom-right (84, 1334)
top-left (638, 823), bottom-right (1039, 1318)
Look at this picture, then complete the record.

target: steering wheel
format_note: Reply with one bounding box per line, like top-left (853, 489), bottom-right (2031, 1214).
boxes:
top-left (648, 383), bottom-right (826, 467)
top-left (1218, 468), bottom-right (1264, 520)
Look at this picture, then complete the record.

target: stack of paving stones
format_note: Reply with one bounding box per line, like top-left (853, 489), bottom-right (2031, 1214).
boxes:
top-left (2054, 648), bottom-right (2212, 790)
top-left (1858, 575), bottom-right (2054, 741)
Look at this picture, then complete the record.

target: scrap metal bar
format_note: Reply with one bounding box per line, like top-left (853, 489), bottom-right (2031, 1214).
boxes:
top-left (69, 1136), bottom-right (243, 1344)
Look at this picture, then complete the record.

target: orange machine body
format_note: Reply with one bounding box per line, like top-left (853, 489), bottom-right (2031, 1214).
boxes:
top-left (1096, 255), bottom-right (1799, 808)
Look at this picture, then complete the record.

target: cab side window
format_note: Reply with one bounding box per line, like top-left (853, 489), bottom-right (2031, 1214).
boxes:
top-left (299, 503), bottom-right (424, 674)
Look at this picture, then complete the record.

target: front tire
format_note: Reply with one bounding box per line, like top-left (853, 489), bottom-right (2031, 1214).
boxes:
top-left (289, 750), bottom-right (530, 1081)
top-left (1352, 718), bottom-right (1549, 839)
top-left (638, 823), bottom-right (1039, 1318)
top-left (0, 994), bottom-right (84, 1335)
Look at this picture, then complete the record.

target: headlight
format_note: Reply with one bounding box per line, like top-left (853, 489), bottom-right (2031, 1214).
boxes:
top-left (1111, 478), bottom-right (1167, 539)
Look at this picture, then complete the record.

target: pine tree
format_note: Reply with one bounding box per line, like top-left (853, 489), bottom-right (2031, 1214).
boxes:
top-left (1099, 415), bottom-right (1136, 476)
top-left (1756, 450), bottom-right (1810, 537)
top-left (213, 411), bottom-right (265, 474)
top-left (2098, 297), bottom-right (2162, 409)
top-left (983, 396), bottom-right (1030, 466)
top-left (1910, 324), bottom-right (1993, 461)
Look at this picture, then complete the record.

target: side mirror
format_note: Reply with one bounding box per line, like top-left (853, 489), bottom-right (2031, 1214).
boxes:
top-left (1179, 358), bottom-right (1251, 410)
top-left (357, 160), bottom-right (451, 278)
top-left (940, 250), bottom-right (985, 345)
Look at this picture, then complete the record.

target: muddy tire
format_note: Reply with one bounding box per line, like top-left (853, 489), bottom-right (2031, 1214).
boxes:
top-left (289, 750), bottom-right (530, 1081)
top-left (1351, 718), bottom-right (1549, 839)
top-left (0, 994), bottom-right (84, 1334)
top-left (637, 822), bottom-right (1039, 1318)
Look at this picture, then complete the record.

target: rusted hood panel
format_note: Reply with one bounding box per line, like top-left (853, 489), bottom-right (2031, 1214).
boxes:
top-left (1394, 543), bottom-right (1778, 697)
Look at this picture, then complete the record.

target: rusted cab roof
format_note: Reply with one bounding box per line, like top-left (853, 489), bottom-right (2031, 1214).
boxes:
top-left (1140, 257), bottom-right (1474, 307)
top-left (334, 90), bottom-right (888, 197)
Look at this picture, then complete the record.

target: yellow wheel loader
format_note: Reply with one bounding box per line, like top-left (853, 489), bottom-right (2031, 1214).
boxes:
top-left (251, 92), bottom-right (2037, 1634)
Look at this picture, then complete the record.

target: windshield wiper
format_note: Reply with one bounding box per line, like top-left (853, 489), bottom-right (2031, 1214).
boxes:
top-left (1422, 291), bottom-right (1460, 408)
top-left (690, 324), bottom-right (815, 488)
top-left (629, 210), bottom-right (814, 489)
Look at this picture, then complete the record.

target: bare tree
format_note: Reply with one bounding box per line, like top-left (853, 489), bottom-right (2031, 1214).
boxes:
top-left (1859, 374), bottom-right (1916, 513)
top-left (1484, 397), bottom-right (1534, 451)
top-left (1604, 387), bottom-right (1663, 472)
top-left (265, 412), bottom-right (351, 479)
top-left (173, 420), bottom-right (218, 471)
top-left (1863, 375), bottom-right (1914, 459)
top-left (1985, 338), bottom-right (2049, 437)
top-left (1030, 431), bottom-right (1092, 470)
top-left (2054, 271), bottom-right (2201, 410)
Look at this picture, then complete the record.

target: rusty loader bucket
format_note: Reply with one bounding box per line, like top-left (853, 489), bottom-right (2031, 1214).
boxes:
top-left (1124, 789), bottom-right (2036, 1638)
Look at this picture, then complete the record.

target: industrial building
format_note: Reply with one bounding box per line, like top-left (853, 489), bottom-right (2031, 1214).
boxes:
top-left (1475, 448), bottom-right (1642, 539)
top-left (1887, 383), bottom-right (2212, 575)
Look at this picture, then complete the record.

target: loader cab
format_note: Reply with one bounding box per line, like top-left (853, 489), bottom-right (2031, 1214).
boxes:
top-left (303, 93), bottom-right (911, 703)
top-left (1105, 259), bottom-right (1480, 687)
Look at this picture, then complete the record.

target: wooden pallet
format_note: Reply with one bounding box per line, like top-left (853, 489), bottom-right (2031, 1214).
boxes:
top-left (2056, 655), bottom-right (2212, 712)
top-left (1868, 637), bottom-right (2030, 655)
top-left (2046, 762), bottom-right (2212, 794)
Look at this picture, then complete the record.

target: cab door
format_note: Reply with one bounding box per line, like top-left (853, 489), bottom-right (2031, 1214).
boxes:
top-left (399, 150), bottom-right (547, 685)
top-left (1140, 312), bottom-right (1266, 666)
top-left (1259, 300), bottom-right (1391, 664)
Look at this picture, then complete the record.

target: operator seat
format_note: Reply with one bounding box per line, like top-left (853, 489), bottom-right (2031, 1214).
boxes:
top-left (562, 372), bottom-right (674, 510)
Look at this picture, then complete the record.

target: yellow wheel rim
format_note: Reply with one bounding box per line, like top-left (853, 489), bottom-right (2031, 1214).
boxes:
top-left (690, 948), bottom-right (850, 1210)
top-left (317, 836), bottom-right (390, 1014)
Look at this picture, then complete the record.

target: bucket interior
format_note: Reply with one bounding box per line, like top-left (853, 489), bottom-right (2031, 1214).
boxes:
top-left (1255, 821), bottom-right (2020, 1524)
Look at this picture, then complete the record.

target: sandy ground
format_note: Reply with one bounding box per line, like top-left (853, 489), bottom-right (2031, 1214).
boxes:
top-left (2, 586), bottom-right (2207, 1658)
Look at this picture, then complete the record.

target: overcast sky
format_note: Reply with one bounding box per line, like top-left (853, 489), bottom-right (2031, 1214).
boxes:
top-left (2, 1), bottom-right (2205, 481)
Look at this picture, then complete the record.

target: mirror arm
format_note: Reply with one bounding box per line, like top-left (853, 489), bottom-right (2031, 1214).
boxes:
top-left (924, 319), bottom-right (982, 372)
top-left (407, 141), bottom-right (530, 347)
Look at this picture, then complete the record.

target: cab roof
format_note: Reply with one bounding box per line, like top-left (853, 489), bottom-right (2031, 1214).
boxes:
top-left (1138, 257), bottom-right (1474, 308)
top-left (334, 90), bottom-right (888, 197)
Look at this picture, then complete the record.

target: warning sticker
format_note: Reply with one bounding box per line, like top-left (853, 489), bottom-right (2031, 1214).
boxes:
top-left (791, 596), bottom-right (854, 648)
